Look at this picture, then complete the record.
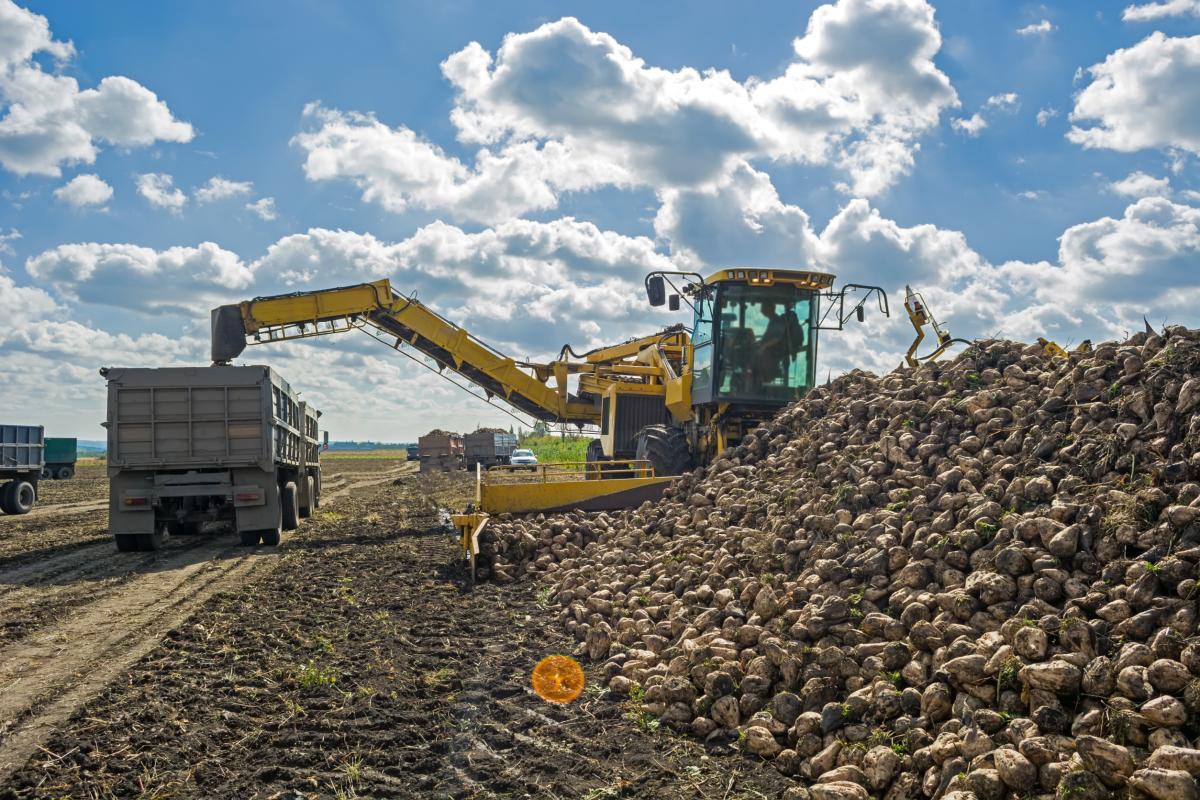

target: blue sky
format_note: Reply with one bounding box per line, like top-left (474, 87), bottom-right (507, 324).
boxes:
top-left (2, 0), bottom-right (1200, 440)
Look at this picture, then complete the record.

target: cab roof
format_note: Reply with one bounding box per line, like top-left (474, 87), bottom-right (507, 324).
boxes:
top-left (704, 268), bottom-right (835, 290)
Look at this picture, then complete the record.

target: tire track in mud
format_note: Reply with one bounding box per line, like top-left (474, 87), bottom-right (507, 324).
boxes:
top-left (0, 463), bottom-right (414, 785)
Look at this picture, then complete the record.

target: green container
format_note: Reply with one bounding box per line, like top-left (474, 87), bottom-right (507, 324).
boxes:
top-left (45, 437), bottom-right (77, 466)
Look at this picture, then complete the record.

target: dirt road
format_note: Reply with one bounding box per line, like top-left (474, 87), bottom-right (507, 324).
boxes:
top-left (1, 460), bottom-right (788, 799)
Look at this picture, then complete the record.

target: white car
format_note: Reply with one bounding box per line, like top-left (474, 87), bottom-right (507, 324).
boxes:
top-left (509, 449), bottom-right (538, 470)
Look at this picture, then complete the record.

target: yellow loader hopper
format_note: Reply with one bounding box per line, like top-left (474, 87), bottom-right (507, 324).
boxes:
top-left (451, 460), bottom-right (672, 582)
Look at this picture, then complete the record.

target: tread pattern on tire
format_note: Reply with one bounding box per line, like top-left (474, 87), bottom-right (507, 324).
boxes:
top-left (635, 425), bottom-right (692, 477)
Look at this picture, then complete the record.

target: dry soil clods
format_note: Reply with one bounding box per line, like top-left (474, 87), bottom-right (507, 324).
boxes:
top-left (483, 327), bottom-right (1200, 800)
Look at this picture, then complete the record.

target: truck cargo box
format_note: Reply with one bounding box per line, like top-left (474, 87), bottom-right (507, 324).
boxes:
top-left (43, 437), bottom-right (78, 480)
top-left (418, 431), bottom-right (463, 472)
top-left (0, 424), bottom-right (43, 472)
top-left (464, 430), bottom-right (518, 468)
top-left (103, 365), bottom-right (317, 473)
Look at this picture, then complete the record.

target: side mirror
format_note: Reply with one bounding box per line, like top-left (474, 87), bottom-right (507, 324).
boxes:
top-left (668, 294), bottom-right (680, 311)
top-left (323, 430), bottom-right (329, 446)
top-left (646, 275), bottom-right (665, 307)
top-left (856, 305), bottom-right (865, 323)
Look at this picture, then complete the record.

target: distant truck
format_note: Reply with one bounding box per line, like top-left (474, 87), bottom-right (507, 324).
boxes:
top-left (102, 366), bottom-right (324, 552)
top-left (405, 444), bottom-right (419, 461)
top-left (418, 431), bottom-right (464, 472)
top-left (464, 429), bottom-right (518, 469)
top-left (42, 437), bottom-right (77, 480)
top-left (0, 424), bottom-right (43, 515)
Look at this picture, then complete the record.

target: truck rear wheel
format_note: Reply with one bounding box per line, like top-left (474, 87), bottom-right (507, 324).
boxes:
top-left (239, 529), bottom-right (261, 546)
top-left (40, 467), bottom-right (52, 480)
top-left (114, 534), bottom-right (140, 552)
top-left (299, 476), bottom-right (314, 519)
top-left (138, 531), bottom-right (164, 551)
top-left (281, 482), bottom-right (299, 531)
top-left (260, 528), bottom-right (281, 546)
top-left (57, 465), bottom-right (74, 480)
top-left (635, 425), bottom-right (692, 477)
top-left (2, 481), bottom-right (35, 515)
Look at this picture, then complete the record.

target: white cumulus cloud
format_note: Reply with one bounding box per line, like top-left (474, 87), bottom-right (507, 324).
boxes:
top-left (1123, 0), bottom-right (1200, 21)
top-left (295, 1), bottom-right (959, 223)
top-left (0, 0), bottom-right (193, 176)
top-left (1036, 107), bottom-right (1059, 126)
top-left (53, 173), bottom-right (112, 208)
top-left (194, 176), bottom-right (252, 203)
top-left (1016, 20), bottom-right (1055, 35)
top-left (245, 197), bottom-right (277, 220)
top-left (136, 172), bottom-right (187, 212)
top-left (1110, 171), bottom-right (1171, 197)
top-left (1070, 33), bottom-right (1200, 155)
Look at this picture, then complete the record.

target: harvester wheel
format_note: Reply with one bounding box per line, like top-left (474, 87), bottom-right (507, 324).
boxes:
top-left (281, 482), bottom-right (299, 531)
top-left (635, 425), bottom-right (692, 477)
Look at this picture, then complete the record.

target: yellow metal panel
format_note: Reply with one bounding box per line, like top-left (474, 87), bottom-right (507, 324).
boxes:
top-left (242, 280), bottom-right (393, 331)
top-left (479, 475), bottom-right (672, 514)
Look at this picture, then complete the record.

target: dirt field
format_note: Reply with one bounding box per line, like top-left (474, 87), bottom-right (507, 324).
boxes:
top-left (0, 456), bottom-right (788, 799)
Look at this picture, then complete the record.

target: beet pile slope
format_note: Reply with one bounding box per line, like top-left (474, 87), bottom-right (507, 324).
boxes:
top-left (483, 327), bottom-right (1200, 800)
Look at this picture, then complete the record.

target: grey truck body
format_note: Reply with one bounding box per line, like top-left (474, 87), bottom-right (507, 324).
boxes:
top-left (0, 424), bottom-right (43, 514)
top-left (463, 430), bottom-right (518, 468)
top-left (102, 365), bottom-right (322, 551)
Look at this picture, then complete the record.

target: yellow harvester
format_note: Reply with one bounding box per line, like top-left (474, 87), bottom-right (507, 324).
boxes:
top-left (210, 269), bottom-right (888, 578)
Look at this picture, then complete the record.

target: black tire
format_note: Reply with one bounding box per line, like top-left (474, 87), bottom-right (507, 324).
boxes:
top-left (239, 529), bottom-right (261, 546)
top-left (281, 481), bottom-right (299, 531)
top-left (57, 465), bottom-right (74, 480)
top-left (4, 481), bottom-right (35, 515)
top-left (260, 528), bottom-right (281, 546)
top-left (137, 531), bottom-right (164, 551)
top-left (312, 472), bottom-right (321, 509)
top-left (299, 476), bottom-right (314, 519)
top-left (114, 534), bottom-right (140, 552)
top-left (40, 467), bottom-right (52, 480)
top-left (635, 425), bottom-right (692, 477)
top-left (0, 482), bottom-right (13, 515)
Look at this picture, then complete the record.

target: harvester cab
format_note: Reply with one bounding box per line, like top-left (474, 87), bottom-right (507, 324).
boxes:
top-left (631, 269), bottom-right (889, 475)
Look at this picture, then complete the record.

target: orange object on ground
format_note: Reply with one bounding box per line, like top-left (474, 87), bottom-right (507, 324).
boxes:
top-left (531, 655), bottom-right (585, 704)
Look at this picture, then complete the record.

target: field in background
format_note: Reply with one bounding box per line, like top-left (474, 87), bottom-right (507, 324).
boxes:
top-left (520, 435), bottom-right (590, 464)
top-left (322, 449), bottom-right (409, 461)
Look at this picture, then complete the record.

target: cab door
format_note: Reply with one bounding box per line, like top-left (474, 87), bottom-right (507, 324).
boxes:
top-left (690, 294), bottom-right (716, 405)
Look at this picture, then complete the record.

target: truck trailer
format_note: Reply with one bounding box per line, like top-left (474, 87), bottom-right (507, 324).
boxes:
top-left (42, 437), bottom-right (78, 480)
top-left (102, 366), bottom-right (324, 552)
top-left (418, 431), bottom-right (463, 472)
top-left (0, 424), bottom-right (42, 515)
top-left (464, 429), bottom-right (518, 469)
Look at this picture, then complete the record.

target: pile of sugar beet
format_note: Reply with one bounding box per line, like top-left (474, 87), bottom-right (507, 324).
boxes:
top-left (477, 326), bottom-right (1200, 800)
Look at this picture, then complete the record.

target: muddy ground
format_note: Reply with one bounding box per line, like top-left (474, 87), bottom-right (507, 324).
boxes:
top-left (0, 457), bottom-right (789, 799)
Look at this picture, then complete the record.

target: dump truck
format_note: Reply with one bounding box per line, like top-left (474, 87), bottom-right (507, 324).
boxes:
top-left (101, 365), bottom-right (324, 552)
top-left (464, 429), bottom-right (518, 469)
top-left (0, 424), bottom-right (43, 515)
top-left (41, 437), bottom-right (78, 480)
top-left (418, 431), bottom-right (463, 472)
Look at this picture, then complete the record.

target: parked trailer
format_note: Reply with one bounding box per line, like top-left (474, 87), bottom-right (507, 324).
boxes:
top-left (42, 437), bottom-right (78, 480)
top-left (102, 365), bottom-right (324, 552)
top-left (0, 424), bottom-right (42, 515)
top-left (418, 431), bottom-right (463, 473)
top-left (464, 430), bottom-right (518, 469)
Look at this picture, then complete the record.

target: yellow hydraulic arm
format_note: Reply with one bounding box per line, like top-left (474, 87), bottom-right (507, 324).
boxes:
top-left (211, 280), bottom-right (601, 425)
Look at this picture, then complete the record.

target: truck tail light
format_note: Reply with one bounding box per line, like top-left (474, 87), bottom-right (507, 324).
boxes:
top-left (122, 495), bottom-right (152, 509)
top-left (235, 491), bottom-right (261, 502)
top-left (233, 486), bottom-right (266, 507)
